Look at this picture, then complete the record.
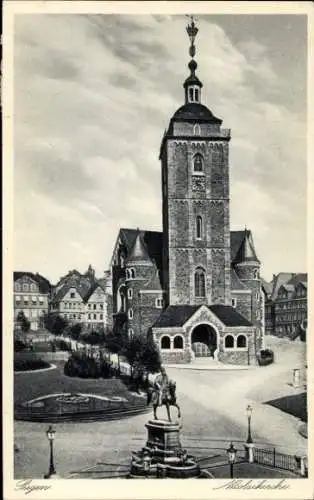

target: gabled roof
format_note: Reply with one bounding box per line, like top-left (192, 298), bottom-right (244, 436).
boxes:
top-left (83, 281), bottom-right (107, 302)
top-left (279, 283), bottom-right (295, 293)
top-left (270, 273), bottom-right (295, 301)
top-left (14, 272), bottom-right (51, 293)
top-left (287, 273), bottom-right (307, 286)
top-left (52, 282), bottom-right (85, 303)
top-left (208, 305), bottom-right (252, 326)
top-left (153, 305), bottom-right (200, 328)
top-left (152, 304), bottom-right (252, 328)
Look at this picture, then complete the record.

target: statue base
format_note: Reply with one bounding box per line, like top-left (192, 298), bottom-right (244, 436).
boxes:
top-left (130, 419), bottom-right (201, 478)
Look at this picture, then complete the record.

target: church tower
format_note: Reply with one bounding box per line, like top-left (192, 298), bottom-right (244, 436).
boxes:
top-left (160, 18), bottom-right (231, 307)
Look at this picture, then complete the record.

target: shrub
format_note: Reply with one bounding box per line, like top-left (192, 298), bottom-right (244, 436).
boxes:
top-left (14, 357), bottom-right (49, 371)
top-left (14, 338), bottom-right (29, 352)
top-left (257, 348), bottom-right (274, 366)
top-left (64, 351), bottom-right (112, 379)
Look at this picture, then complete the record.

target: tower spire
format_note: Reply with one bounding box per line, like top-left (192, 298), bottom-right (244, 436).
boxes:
top-left (184, 15), bottom-right (202, 104)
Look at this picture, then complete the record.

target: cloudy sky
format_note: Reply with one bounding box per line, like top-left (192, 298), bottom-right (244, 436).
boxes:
top-left (14, 13), bottom-right (307, 284)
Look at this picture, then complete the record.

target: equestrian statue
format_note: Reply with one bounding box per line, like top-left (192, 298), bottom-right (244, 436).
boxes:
top-left (147, 367), bottom-right (181, 421)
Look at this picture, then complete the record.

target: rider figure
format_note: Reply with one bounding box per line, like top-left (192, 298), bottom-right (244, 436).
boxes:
top-left (154, 367), bottom-right (170, 406)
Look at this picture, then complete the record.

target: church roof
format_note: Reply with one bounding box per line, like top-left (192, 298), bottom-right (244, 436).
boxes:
top-left (230, 268), bottom-right (250, 291)
top-left (152, 304), bottom-right (252, 328)
top-left (119, 228), bottom-right (163, 272)
top-left (126, 230), bottom-right (151, 263)
top-left (172, 103), bottom-right (222, 124)
top-left (233, 229), bottom-right (260, 264)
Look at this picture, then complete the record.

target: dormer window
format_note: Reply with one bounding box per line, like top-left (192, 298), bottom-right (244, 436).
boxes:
top-left (193, 153), bottom-right (203, 173)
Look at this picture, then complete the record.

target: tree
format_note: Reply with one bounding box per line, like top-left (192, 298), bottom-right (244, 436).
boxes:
top-left (140, 335), bottom-right (161, 374)
top-left (70, 323), bottom-right (82, 341)
top-left (104, 328), bottom-right (128, 372)
top-left (44, 313), bottom-right (68, 336)
top-left (16, 311), bottom-right (30, 333)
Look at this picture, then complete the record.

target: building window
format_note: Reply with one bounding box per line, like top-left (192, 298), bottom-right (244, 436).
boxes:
top-left (128, 328), bottom-right (134, 338)
top-left (225, 335), bottom-right (234, 348)
top-left (93, 304), bottom-right (96, 310)
top-left (88, 313), bottom-right (91, 320)
top-left (128, 309), bottom-right (133, 320)
top-left (31, 310), bottom-right (37, 318)
top-left (127, 268), bottom-right (136, 279)
top-left (128, 288), bottom-right (133, 299)
top-left (88, 304), bottom-right (91, 309)
top-left (256, 310), bottom-right (260, 320)
top-left (173, 335), bottom-right (183, 349)
top-left (31, 283), bottom-right (36, 292)
top-left (15, 296), bottom-right (21, 304)
top-left (100, 314), bottom-right (103, 320)
top-left (32, 296), bottom-right (37, 304)
top-left (194, 267), bottom-right (206, 297)
top-left (23, 284), bottom-right (29, 292)
top-left (155, 298), bottom-right (163, 308)
top-left (39, 296), bottom-right (44, 303)
top-left (188, 87), bottom-right (194, 101)
top-left (196, 216), bottom-right (203, 239)
top-left (193, 153), bottom-right (204, 173)
top-left (24, 296), bottom-right (29, 303)
top-left (100, 304), bottom-right (104, 310)
top-left (193, 124), bottom-right (201, 136)
top-left (254, 269), bottom-right (259, 279)
top-left (161, 336), bottom-right (170, 350)
top-left (231, 298), bottom-right (237, 308)
top-left (15, 283), bottom-right (21, 292)
top-left (70, 292), bottom-right (75, 298)
top-left (93, 314), bottom-right (97, 320)
top-left (237, 335), bottom-right (247, 348)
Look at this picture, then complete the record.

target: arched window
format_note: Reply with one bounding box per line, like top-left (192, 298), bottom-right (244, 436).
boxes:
top-left (188, 88), bottom-right (194, 101)
top-left (128, 309), bottom-right (133, 320)
top-left (161, 336), bottom-right (170, 350)
top-left (193, 154), bottom-right (203, 173)
top-left (254, 269), bottom-right (259, 279)
top-left (125, 269), bottom-right (130, 279)
top-left (194, 88), bottom-right (199, 102)
top-left (196, 216), bottom-right (203, 239)
top-left (173, 335), bottom-right (183, 349)
top-left (128, 328), bottom-right (134, 339)
top-left (237, 335), bottom-right (247, 348)
top-left (194, 267), bottom-right (206, 297)
top-left (127, 288), bottom-right (133, 299)
top-left (193, 124), bottom-right (201, 136)
top-left (225, 335), bottom-right (234, 348)
top-left (130, 268), bottom-right (136, 279)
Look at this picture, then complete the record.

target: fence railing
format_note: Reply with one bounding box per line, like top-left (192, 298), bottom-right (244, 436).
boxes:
top-left (254, 447), bottom-right (301, 473)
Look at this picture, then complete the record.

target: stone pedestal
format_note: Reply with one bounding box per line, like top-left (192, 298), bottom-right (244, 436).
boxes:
top-left (130, 419), bottom-right (200, 478)
top-left (293, 368), bottom-right (301, 388)
top-left (244, 442), bottom-right (254, 463)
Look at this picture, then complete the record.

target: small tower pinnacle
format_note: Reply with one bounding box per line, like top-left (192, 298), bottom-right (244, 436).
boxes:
top-left (184, 15), bottom-right (202, 104)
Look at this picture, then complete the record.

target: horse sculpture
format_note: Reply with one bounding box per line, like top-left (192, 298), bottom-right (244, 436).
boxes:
top-left (147, 380), bottom-right (181, 422)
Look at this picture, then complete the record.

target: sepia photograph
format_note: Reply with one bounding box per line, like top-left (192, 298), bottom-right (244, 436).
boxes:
top-left (3, 1), bottom-right (313, 498)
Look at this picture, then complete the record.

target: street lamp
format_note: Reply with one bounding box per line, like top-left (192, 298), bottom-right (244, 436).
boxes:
top-left (44, 425), bottom-right (56, 478)
top-left (246, 405), bottom-right (253, 444)
top-left (227, 443), bottom-right (237, 479)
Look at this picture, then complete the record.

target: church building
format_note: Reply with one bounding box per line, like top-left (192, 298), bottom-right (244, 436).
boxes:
top-left (110, 19), bottom-right (264, 365)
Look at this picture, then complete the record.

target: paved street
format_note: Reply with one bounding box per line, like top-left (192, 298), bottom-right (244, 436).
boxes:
top-left (14, 336), bottom-right (307, 478)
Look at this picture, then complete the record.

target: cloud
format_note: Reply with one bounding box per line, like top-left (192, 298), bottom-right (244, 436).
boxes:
top-left (13, 14), bottom-right (306, 283)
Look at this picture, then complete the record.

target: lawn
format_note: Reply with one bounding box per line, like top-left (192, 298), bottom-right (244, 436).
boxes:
top-left (266, 393), bottom-right (307, 423)
top-left (14, 363), bottom-right (140, 406)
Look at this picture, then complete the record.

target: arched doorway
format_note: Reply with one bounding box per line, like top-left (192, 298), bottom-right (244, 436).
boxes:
top-left (191, 324), bottom-right (217, 358)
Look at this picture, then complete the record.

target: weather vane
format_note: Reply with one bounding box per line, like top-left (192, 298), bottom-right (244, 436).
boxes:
top-left (185, 15), bottom-right (199, 59)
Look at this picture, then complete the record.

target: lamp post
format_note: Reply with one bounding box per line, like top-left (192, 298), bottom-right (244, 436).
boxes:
top-left (227, 443), bottom-right (237, 479)
top-left (45, 425), bottom-right (56, 478)
top-left (246, 405), bottom-right (253, 444)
